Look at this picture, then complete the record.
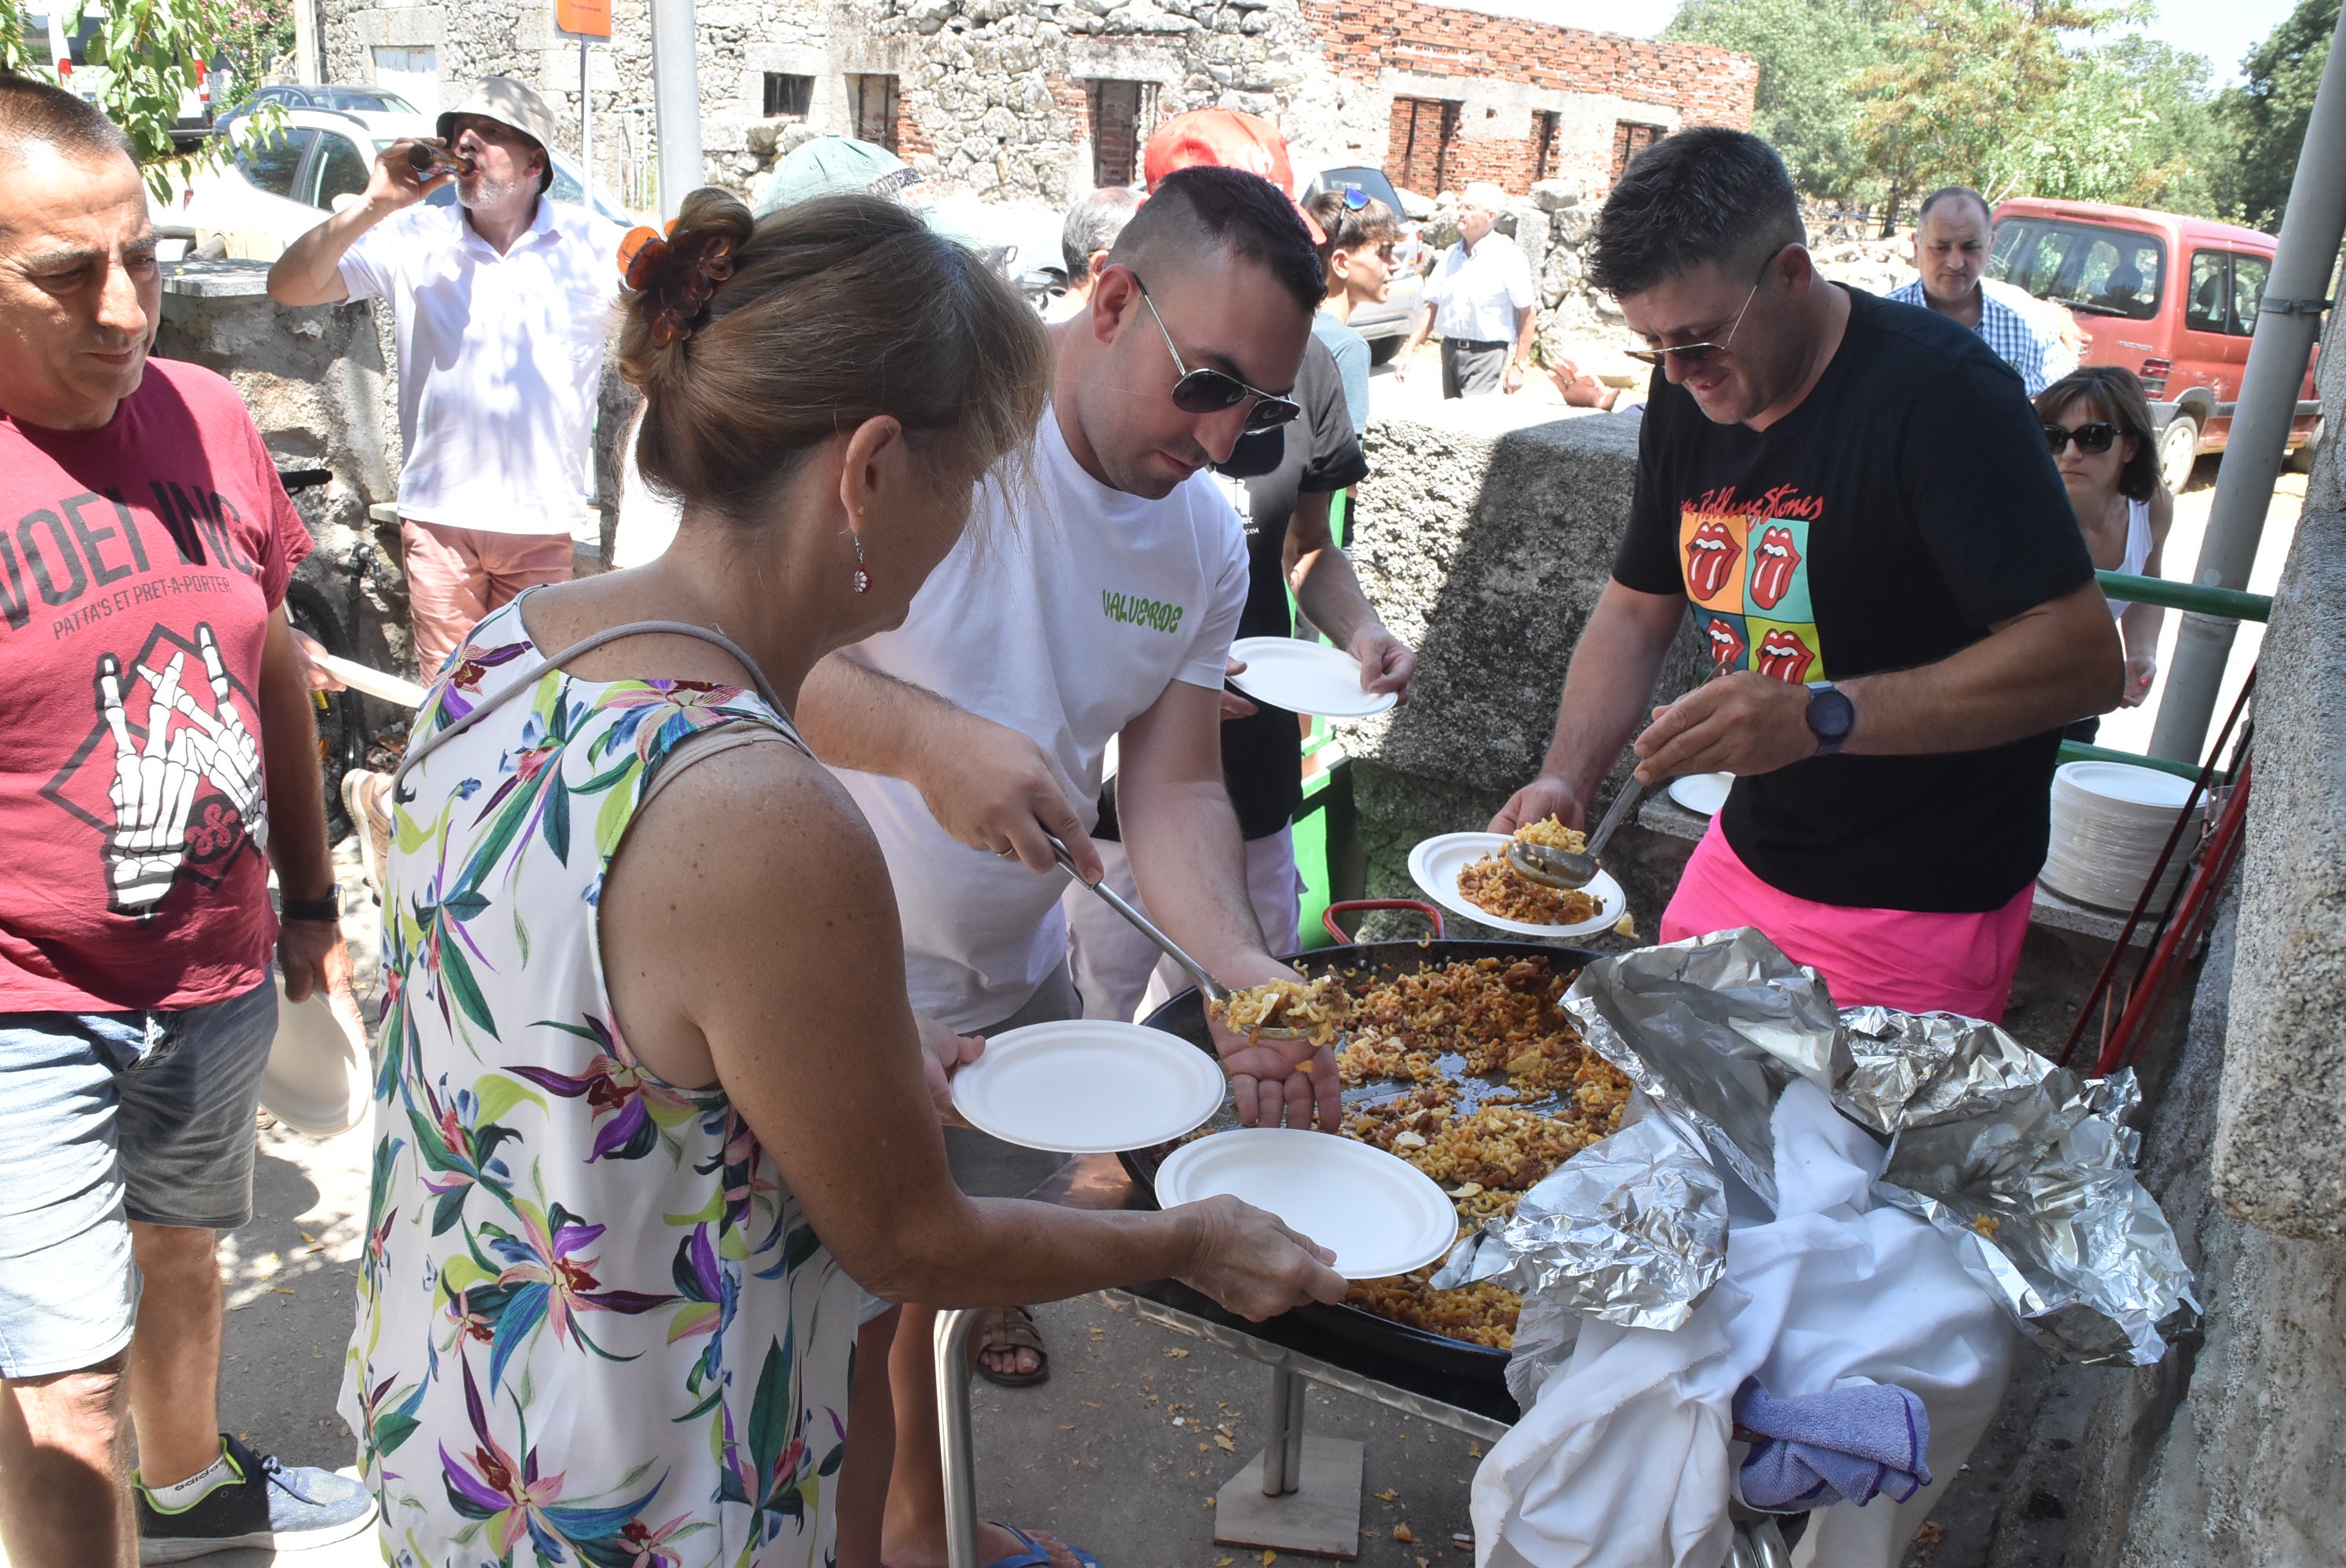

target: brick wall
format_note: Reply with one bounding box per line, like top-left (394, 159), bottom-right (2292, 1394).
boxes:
top-left (1304, 0), bottom-right (1755, 196)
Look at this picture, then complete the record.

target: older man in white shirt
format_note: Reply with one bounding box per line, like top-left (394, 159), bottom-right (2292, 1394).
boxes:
top-left (268, 76), bottom-right (622, 676)
top-left (1398, 181), bottom-right (1538, 397)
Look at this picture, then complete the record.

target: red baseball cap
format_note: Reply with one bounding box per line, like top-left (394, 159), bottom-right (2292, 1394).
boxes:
top-left (1142, 108), bottom-right (1295, 196)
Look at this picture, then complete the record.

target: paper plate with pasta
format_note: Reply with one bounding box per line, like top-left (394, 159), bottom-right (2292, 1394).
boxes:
top-left (1407, 828), bottom-right (1629, 938)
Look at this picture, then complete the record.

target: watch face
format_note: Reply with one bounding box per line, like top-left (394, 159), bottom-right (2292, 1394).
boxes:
top-left (1809, 686), bottom-right (1854, 742)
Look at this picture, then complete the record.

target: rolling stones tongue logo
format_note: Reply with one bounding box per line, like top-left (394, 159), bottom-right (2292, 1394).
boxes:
top-left (1756, 627), bottom-right (1815, 683)
top-left (1704, 616), bottom-right (1747, 674)
top-left (1750, 525), bottom-right (1801, 610)
top-left (1683, 517), bottom-right (1741, 601)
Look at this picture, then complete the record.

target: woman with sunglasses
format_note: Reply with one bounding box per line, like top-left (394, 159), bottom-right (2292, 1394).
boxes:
top-left (1302, 184), bottom-right (1402, 434)
top-left (2035, 367), bottom-right (2172, 726)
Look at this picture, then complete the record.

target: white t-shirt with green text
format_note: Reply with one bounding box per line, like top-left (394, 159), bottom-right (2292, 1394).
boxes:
top-left (830, 406), bottom-right (1250, 1031)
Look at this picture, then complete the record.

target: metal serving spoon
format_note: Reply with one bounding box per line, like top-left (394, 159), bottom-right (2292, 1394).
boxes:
top-left (1046, 834), bottom-right (1323, 1041)
top-left (1506, 778), bottom-right (1645, 891)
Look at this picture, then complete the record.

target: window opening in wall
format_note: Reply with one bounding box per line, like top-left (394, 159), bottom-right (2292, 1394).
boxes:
top-left (1389, 95), bottom-right (1460, 197)
top-left (1532, 110), bottom-right (1559, 183)
top-left (370, 44), bottom-right (439, 111)
top-left (1087, 78), bottom-right (1155, 188)
top-left (1611, 121), bottom-right (1665, 183)
top-left (763, 73), bottom-right (813, 119)
top-left (848, 73), bottom-right (899, 153)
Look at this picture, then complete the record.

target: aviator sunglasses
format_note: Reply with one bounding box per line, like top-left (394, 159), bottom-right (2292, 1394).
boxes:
top-left (1623, 245), bottom-right (1791, 368)
top-left (2043, 420), bottom-right (2122, 455)
top-left (1132, 274), bottom-right (1302, 434)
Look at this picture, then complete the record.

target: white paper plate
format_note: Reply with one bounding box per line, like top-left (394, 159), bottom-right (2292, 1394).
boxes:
top-left (1226, 637), bottom-right (1398, 719)
top-left (262, 976), bottom-right (373, 1136)
top-left (1153, 1128), bottom-right (1457, 1279)
top-left (1667, 771), bottom-right (1734, 817)
top-left (1407, 832), bottom-right (1626, 938)
top-left (952, 1021), bottom-right (1225, 1154)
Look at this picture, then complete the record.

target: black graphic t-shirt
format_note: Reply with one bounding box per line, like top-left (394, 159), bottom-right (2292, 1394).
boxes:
top-left (1611, 287), bottom-right (2094, 913)
top-left (1097, 336), bottom-right (1367, 844)
top-left (0, 358), bottom-right (310, 1010)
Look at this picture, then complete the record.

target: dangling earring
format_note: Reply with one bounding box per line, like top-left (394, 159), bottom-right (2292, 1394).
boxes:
top-left (851, 528), bottom-right (870, 594)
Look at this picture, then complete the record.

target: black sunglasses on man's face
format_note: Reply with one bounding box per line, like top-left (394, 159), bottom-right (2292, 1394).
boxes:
top-left (1131, 274), bottom-right (1302, 434)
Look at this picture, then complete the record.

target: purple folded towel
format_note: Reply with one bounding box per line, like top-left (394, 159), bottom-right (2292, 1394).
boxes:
top-left (1733, 1377), bottom-right (1932, 1511)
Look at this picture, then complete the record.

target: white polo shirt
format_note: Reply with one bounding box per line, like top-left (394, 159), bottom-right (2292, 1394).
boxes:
top-left (830, 408), bottom-right (1250, 1032)
top-left (1425, 231), bottom-right (1536, 345)
top-left (340, 199), bottom-right (623, 536)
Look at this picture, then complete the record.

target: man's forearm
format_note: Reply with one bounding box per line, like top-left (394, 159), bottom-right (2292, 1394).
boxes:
top-left (1840, 580), bottom-right (2123, 753)
top-left (1284, 492), bottom-right (1378, 649)
top-left (795, 652), bottom-right (961, 780)
top-left (1120, 778), bottom-right (1266, 975)
top-left (1401, 304), bottom-right (1434, 354)
top-left (258, 618), bottom-right (334, 901)
top-left (1537, 581), bottom-right (1686, 800)
top-left (266, 198), bottom-right (383, 306)
top-left (1513, 306), bottom-right (1537, 364)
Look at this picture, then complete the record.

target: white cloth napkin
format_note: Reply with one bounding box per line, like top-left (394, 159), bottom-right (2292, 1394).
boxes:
top-left (1471, 1081), bottom-right (2014, 1568)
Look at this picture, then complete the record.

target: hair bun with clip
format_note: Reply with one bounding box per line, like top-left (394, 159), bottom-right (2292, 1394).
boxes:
top-left (619, 220), bottom-right (738, 347)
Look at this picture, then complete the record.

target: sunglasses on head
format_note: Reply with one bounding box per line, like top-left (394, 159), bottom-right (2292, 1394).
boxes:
top-left (1340, 183), bottom-right (1371, 210)
top-left (2043, 420), bottom-right (2121, 455)
top-left (1132, 274), bottom-right (1302, 434)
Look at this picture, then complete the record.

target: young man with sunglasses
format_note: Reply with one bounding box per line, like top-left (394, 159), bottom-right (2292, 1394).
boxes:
top-left (790, 164), bottom-right (1332, 1568)
top-left (1494, 129), bottom-right (2122, 1024)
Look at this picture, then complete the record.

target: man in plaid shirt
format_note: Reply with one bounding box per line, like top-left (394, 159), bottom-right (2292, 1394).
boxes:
top-left (1887, 186), bottom-right (2075, 394)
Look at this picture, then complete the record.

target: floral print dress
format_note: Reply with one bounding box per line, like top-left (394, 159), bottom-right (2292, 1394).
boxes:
top-left (342, 601), bottom-right (862, 1567)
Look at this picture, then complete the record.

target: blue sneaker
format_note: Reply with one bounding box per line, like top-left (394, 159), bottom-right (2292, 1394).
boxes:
top-left (136, 1434), bottom-right (379, 1563)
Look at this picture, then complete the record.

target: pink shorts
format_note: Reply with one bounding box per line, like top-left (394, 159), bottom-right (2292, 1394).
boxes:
top-left (1658, 818), bottom-right (2034, 1022)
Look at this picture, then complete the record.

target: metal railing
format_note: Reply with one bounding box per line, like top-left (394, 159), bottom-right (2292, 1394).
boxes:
top-left (2057, 569), bottom-right (2270, 782)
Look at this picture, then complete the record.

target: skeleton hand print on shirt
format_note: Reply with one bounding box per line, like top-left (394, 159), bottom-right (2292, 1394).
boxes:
top-left (147, 625), bottom-right (268, 853)
top-left (96, 623), bottom-right (269, 913)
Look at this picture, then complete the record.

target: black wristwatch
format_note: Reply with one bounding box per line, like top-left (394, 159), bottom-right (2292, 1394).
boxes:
top-left (1805, 681), bottom-right (1854, 757)
top-left (281, 887), bottom-right (342, 923)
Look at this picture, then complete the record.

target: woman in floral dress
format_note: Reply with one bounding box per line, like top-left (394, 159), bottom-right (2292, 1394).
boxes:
top-left (343, 190), bottom-right (1345, 1568)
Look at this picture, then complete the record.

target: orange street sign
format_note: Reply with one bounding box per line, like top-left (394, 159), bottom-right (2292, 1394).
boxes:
top-left (555, 0), bottom-right (612, 38)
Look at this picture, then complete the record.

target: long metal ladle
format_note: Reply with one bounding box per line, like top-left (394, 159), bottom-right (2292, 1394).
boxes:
top-left (1046, 835), bottom-right (1320, 1040)
top-left (1506, 778), bottom-right (1645, 891)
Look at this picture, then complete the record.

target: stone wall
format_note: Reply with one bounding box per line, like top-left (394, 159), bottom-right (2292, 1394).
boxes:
top-left (1334, 397), bottom-right (1706, 948)
top-left (318, 0), bottom-right (1755, 210)
top-left (1302, 0), bottom-right (1756, 198)
top-left (151, 260), bottom-right (411, 673)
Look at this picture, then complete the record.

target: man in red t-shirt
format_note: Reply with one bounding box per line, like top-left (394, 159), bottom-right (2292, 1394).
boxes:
top-left (0, 75), bottom-right (376, 1565)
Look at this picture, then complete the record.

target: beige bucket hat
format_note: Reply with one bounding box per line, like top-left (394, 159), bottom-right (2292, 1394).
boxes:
top-left (438, 76), bottom-right (561, 191)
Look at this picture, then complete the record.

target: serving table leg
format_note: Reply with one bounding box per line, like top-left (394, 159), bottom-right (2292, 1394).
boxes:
top-left (933, 1308), bottom-right (985, 1568)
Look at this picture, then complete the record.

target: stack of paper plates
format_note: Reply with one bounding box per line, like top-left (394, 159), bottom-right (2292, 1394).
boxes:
top-left (2039, 761), bottom-right (2207, 913)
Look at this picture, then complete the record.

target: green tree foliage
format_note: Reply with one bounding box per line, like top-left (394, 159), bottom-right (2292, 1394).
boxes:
top-left (1985, 35), bottom-right (2227, 214)
top-left (2213, 0), bottom-right (2338, 230)
top-left (1673, 0), bottom-right (2235, 224)
top-left (0, 0), bottom-right (284, 194)
top-left (1665, 0), bottom-right (1885, 204)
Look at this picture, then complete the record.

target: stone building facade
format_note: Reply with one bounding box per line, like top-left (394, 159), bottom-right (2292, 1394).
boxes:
top-left (317, 0), bottom-right (1752, 211)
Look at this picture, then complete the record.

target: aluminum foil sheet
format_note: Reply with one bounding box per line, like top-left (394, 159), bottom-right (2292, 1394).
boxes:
top-left (1432, 1112), bottom-right (1729, 1326)
top-left (1520, 932), bottom-right (2199, 1368)
top-left (1432, 1114), bottom-right (1730, 1406)
top-left (1560, 927), bottom-right (1849, 1209)
top-left (1858, 1028), bottom-right (2200, 1367)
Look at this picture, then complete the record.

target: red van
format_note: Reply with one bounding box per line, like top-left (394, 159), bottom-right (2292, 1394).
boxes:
top-left (1988, 198), bottom-right (2322, 492)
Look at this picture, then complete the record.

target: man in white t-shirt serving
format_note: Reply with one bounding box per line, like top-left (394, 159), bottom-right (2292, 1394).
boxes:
top-left (793, 165), bottom-right (1329, 1562)
top-left (268, 77), bottom-right (621, 679)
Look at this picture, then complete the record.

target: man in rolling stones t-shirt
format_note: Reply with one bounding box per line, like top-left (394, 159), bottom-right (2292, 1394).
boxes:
top-left (1494, 129), bottom-right (2120, 1024)
top-left (0, 75), bottom-right (373, 1567)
